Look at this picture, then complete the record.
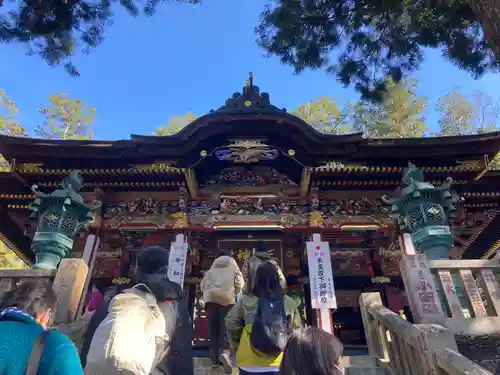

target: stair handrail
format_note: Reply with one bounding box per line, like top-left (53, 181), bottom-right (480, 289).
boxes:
top-left (359, 292), bottom-right (494, 375)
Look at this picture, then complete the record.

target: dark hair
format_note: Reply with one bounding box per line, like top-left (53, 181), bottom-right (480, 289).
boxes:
top-left (253, 261), bottom-right (284, 299)
top-left (255, 241), bottom-right (267, 253)
top-left (279, 327), bottom-right (344, 375)
top-left (0, 279), bottom-right (57, 320)
top-left (136, 245), bottom-right (170, 275)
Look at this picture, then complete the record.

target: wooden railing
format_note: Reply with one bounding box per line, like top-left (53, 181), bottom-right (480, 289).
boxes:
top-left (0, 261), bottom-right (92, 350)
top-left (0, 269), bottom-right (56, 296)
top-left (360, 292), bottom-right (494, 375)
top-left (428, 259), bottom-right (500, 320)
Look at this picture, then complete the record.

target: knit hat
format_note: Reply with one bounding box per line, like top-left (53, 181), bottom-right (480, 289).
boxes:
top-left (136, 245), bottom-right (170, 274)
top-left (254, 241), bottom-right (267, 253)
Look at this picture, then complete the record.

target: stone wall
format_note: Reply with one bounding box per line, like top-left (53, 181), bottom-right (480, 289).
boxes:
top-left (456, 334), bottom-right (500, 374)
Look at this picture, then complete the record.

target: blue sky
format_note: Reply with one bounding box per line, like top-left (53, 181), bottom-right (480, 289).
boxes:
top-left (0, 0), bottom-right (499, 140)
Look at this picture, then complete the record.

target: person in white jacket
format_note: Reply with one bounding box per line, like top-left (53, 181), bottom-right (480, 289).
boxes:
top-left (201, 249), bottom-right (244, 374)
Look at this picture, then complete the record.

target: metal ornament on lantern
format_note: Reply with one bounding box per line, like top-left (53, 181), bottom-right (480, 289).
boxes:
top-left (383, 163), bottom-right (468, 315)
top-left (382, 162), bottom-right (456, 260)
top-left (27, 170), bottom-right (101, 269)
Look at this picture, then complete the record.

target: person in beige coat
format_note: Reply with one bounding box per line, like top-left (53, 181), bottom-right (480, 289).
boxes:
top-left (201, 249), bottom-right (244, 373)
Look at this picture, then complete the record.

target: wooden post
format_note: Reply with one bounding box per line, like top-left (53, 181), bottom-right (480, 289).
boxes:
top-left (436, 270), bottom-right (462, 318)
top-left (477, 269), bottom-right (500, 316)
top-left (76, 233), bottom-right (101, 316)
top-left (399, 233), bottom-right (416, 255)
top-left (52, 258), bottom-right (88, 324)
top-left (400, 253), bottom-right (446, 324)
top-left (306, 233), bottom-right (336, 334)
top-left (459, 269), bottom-right (487, 317)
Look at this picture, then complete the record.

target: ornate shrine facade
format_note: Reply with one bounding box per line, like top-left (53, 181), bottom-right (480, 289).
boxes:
top-left (2, 74), bottom-right (500, 347)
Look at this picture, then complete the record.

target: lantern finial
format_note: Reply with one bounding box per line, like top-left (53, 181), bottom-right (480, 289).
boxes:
top-left (28, 170), bottom-right (101, 269)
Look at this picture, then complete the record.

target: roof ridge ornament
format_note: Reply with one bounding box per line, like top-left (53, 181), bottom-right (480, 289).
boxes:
top-left (212, 72), bottom-right (286, 113)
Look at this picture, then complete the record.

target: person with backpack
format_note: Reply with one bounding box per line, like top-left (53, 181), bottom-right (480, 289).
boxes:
top-left (81, 245), bottom-right (194, 375)
top-left (279, 327), bottom-right (344, 375)
top-left (0, 279), bottom-right (84, 375)
top-left (201, 249), bottom-right (244, 373)
top-left (242, 242), bottom-right (286, 295)
top-left (225, 262), bottom-right (302, 375)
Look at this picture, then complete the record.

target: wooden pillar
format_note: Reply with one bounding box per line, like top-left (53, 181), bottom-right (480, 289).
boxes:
top-left (52, 258), bottom-right (89, 324)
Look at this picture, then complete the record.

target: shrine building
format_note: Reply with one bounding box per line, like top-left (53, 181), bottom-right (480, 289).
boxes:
top-left (1, 74), bottom-right (500, 348)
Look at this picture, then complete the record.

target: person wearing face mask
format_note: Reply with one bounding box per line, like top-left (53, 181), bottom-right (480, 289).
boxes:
top-left (0, 279), bottom-right (84, 375)
top-left (278, 327), bottom-right (344, 375)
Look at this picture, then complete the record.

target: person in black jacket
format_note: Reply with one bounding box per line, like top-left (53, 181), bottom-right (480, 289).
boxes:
top-left (80, 245), bottom-right (194, 375)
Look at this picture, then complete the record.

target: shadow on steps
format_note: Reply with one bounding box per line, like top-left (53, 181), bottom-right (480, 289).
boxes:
top-left (194, 355), bottom-right (388, 375)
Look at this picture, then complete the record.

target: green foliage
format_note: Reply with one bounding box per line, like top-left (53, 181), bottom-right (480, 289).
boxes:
top-left (436, 89), bottom-right (500, 137)
top-left (348, 101), bottom-right (374, 134)
top-left (489, 154), bottom-right (500, 170)
top-left (471, 91), bottom-right (500, 133)
top-left (470, 92), bottom-right (500, 169)
top-left (0, 90), bottom-right (26, 137)
top-left (154, 112), bottom-right (196, 135)
top-left (0, 90), bottom-right (26, 171)
top-left (0, 0), bottom-right (201, 76)
top-left (35, 93), bottom-right (96, 140)
top-left (351, 79), bottom-right (428, 138)
top-left (436, 89), bottom-right (475, 136)
top-left (256, 0), bottom-right (499, 101)
top-left (292, 97), bottom-right (351, 134)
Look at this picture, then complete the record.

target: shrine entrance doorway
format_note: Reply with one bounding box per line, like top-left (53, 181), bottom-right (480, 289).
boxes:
top-left (191, 231), bottom-right (311, 350)
top-left (217, 236), bottom-right (283, 270)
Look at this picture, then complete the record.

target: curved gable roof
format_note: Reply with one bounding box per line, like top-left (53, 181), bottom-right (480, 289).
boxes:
top-left (1, 73), bottom-right (500, 168)
top-left (131, 72), bottom-right (363, 151)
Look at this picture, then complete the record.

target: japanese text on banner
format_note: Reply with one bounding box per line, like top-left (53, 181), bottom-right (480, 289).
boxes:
top-left (168, 235), bottom-right (188, 290)
top-left (306, 237), bottom-right (337, 309)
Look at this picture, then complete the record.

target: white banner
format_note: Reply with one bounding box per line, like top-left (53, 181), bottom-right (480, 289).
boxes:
top-left (168, 233), bottom-right (188, 290)
top-left (306, 233), bottom-right (337, 309)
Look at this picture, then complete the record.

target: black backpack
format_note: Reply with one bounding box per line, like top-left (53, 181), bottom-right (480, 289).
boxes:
top-left (250, 297), bottom-right (290, 356)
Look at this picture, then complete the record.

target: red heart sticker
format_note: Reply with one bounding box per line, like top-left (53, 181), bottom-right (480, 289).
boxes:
top-left (315, 246), bottom-right (321, 250)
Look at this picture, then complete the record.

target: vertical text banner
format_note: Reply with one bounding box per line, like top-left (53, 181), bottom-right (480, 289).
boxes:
top-left (168, 233), bottom-right (188, 290)
top-left (307, 233), bottom-right (337, 309)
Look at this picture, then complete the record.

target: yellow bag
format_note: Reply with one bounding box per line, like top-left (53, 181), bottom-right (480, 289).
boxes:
top-left (236, 325), bottom-right (283, 368)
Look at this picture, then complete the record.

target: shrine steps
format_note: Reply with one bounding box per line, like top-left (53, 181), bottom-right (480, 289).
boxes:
top-left (194, 356), bottom-right (387, 375)
top-left (341, 356), bottom-right (388, 375)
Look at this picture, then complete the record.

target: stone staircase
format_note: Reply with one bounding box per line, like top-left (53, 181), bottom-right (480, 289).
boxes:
top-left (194, 356), bottom-right (387, 375)
top-left (341, 356), bottom-right (387, 375)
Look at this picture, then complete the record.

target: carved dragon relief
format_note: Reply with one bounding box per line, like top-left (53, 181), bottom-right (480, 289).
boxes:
top-left (214, 140), bottom-right (280, 164)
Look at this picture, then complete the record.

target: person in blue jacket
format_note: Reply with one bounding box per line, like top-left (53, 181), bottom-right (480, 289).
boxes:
top-left (0, 278), bottom-right (84, 375)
